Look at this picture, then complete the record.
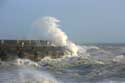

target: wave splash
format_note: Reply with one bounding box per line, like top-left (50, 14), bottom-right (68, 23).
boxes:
top-left (30, 16), bottom-right (81, 55)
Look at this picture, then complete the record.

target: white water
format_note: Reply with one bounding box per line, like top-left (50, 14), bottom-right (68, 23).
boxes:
top-left (0, 44), bottom-right (125, 83)
top-left (29, 16), bottom-right (80, 55)
top-left (0, 59), bottom-right (61, 83)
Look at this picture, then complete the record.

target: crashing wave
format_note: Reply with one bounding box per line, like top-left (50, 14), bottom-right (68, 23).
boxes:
top-left (0, 65), bottom-right (59, 83)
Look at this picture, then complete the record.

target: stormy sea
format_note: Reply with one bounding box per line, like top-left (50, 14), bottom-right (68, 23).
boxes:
top-left (0, 44), bottom-right (125, 83)
top-left (0, 17), bottom-right (125, 83)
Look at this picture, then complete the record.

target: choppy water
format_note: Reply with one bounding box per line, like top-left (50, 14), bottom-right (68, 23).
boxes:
top-left (0, 44), bottom-right (125, 83)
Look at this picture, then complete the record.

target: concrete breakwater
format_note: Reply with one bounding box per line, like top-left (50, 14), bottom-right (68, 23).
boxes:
top-left (0, 40), bottom-right (70, 61)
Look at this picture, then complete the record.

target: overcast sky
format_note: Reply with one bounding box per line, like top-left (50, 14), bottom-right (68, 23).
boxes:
top-left (0, 0), bottom-right (125, 43)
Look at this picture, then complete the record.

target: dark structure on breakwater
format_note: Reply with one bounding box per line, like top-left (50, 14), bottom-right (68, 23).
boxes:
top-left (0, 40), bottom-right (69, 61)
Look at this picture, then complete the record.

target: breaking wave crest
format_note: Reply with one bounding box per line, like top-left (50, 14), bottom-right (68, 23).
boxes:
top-left (0, 59), bottom-right (61, 83)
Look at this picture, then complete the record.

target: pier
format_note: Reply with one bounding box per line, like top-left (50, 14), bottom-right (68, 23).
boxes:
top-left (0, 40), bottom-right (69, 61)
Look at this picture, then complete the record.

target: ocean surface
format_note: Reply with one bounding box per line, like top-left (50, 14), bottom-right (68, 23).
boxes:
top-left (0, 44), bottom-right (125, 83)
